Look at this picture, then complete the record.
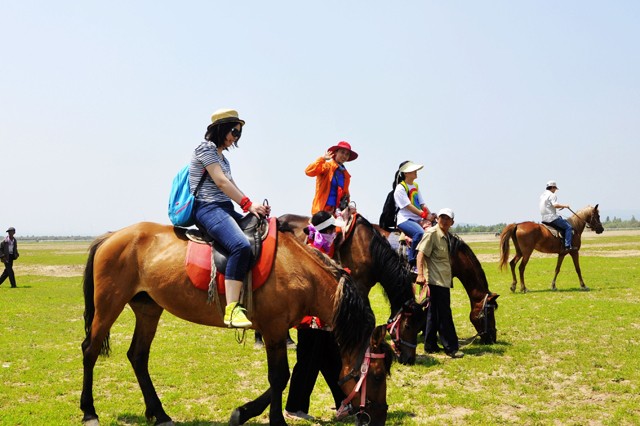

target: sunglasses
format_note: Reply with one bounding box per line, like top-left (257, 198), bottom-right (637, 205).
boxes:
top-left (230, 127), bottom-right (242, 138)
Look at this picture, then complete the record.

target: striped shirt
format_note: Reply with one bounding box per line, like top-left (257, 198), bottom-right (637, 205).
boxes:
top-left (189, 141), bottom-right (232, 203)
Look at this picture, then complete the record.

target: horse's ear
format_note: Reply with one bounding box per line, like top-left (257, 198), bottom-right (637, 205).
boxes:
top-left (595, 204), bottom-right (599, 210)
top-left (490, 293), bottom-right (500, 301)
top-left (372, 325), bottom-right (386, 345)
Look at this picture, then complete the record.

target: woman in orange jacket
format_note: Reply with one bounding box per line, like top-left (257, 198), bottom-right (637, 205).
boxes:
top-left (304, 141), bottom-right (358, 215)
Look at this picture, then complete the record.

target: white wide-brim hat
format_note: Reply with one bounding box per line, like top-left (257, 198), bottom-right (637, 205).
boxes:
top-left (399, 161), bottom-right (424, 173)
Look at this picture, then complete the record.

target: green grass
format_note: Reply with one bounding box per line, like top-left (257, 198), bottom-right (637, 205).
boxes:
top-left (1, 233), bottom-right (639, 425)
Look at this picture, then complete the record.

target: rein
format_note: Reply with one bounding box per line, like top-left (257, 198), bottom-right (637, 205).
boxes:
top-left (459, 293), bottom-right (495, 347)
top-left (567, 207), bottom-right (592, 229)
top-left (336, 347), bottom-right (388, 423)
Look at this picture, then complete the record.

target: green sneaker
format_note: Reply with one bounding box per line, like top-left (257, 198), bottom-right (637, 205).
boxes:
top-left (224, 302), bottom-right (252, 328)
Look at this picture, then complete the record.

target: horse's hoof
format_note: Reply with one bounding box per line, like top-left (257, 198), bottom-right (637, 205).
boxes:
top-left (156, 421), bottom-right (175, 426)
top-left (83, 419), bottom-right (100, 426)
top-left (551, 286), bottom-right (557, 291)
top-left (521, 288), bottom-right (528, 294)
top-left (581, 286), bottom-right (590, 291)
top-left (510, 286), bottom-right (516, 293)
top-left (229, 409), bottom-right (241, 426)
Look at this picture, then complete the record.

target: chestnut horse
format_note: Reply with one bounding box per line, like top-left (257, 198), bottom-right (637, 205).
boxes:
top-left (80, 221), bottom-right (391, 426)
top-left (386, 233), bottom-right (500, 363)
top-left (279, 214), bottom-right (426, 365)
top-left (499, 205), bottom-right (604, 293)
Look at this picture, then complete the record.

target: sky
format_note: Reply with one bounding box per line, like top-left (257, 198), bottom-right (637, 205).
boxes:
top-left (1, 1), bottom-right (639, 236)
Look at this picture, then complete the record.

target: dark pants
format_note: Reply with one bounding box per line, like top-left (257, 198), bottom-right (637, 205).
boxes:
top-left (0, 259), bottom-right (16, 287)
top-left (424, 284), bottom-right (459, 353)
top-left (285, 328), bottom-right (344, 414)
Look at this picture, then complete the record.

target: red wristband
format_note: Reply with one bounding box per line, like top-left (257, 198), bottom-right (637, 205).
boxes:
top-left (421, 210), bottom-right (428, 219)
top-left (240, 196), bottom-right (252, 212)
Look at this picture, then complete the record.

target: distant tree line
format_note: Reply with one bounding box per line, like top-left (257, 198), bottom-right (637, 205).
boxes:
top-left (601, 216), bottom-right (639, 229)
top-left (452, 216), bottom-right (639, 234)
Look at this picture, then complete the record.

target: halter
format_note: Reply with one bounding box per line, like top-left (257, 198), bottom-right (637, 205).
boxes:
top-left (336, 347), bottom-right (388, 424)
top-left (386, 298), bottom-right (428, 357)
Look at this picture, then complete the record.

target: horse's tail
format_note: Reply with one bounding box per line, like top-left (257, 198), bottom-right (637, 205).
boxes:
top-left (499, 224), bottom-right (517, 271)
top-left (83, 233), bottom-right (113, 356)
top-left (333, 272), bottom-right (375, 364)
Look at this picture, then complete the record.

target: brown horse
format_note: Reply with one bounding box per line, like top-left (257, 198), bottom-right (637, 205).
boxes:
top-left (385, 233), bottom-right (500, 363)
top-left (80, 221), bottom-right (391, 426)
top-left (279, 214), bottom-right (426, 365)
top-left (499, 205), bottom-right (604, 293)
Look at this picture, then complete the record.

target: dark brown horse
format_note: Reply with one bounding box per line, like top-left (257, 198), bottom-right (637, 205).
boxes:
top-left (499, 205), bottom-right (604, 292)
top-left (80, 221), bottom-right (391, 426)
top-left (386, 233), bottom-right (500, 363)
top-left (279, 214), bottom-right (426, 365)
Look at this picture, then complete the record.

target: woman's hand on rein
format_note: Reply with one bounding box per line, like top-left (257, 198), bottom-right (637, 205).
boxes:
top-left (249, 203), bottom-right (270, 218)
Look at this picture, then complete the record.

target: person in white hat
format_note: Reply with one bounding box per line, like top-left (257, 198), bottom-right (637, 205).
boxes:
top-left (393, 160), bottom-right (433, 267)
top-left (305, 141), bottom-right (358, 215)
top-left (415, 208), bottom-right (464, 358)
top-left (539, 180), bottom-right (574, 250)
top-left (0, 227), bottom-right (19, 288)
top-left (189, 109), bottom-right (271, 328)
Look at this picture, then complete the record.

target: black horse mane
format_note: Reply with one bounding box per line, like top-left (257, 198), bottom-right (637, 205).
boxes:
top-left (354, 215), bottom-right (415, 312)
top-left (333, 272), bottom-right (376, 368)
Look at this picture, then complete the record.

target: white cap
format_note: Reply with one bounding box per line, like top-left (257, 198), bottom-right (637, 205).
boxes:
top-left (438, 208), bottom-right (454, 219)
top-left (546, 180), bottom-right (558, 189)
top-left (399, 161), bottom-right (424, 173)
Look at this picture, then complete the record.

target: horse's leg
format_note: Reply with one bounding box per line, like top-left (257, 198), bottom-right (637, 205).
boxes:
top-left (508, 254), bottom-right (521, 293)
top-left (509, 253), bottom-right (522, 292)
top-left (230, 334), bottom-right (290, 426)
top-left (128, 297), bottom-right (173, 425)
top-left (570, 252), bottom-right (589, 290)
top-left (81, 299), bottom-right (130, 424)
top-left (550, 254), bottom-right (567, 291)
top-left (518, 253), bottom-right (532, 293)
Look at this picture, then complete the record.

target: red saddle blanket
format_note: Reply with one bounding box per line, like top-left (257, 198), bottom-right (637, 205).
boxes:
top-left (185, 217), bottom-right (277, 293)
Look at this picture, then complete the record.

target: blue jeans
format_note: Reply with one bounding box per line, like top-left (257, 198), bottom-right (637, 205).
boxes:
top-left (397, 219), bottom-right (424, 265)
top-left (550, 217), bottom-right (573, 248)
top-left (194, 200), bottom-right (251, 281)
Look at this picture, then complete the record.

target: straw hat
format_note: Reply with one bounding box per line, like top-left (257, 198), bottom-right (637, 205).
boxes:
top-left (210, 109), bottom-right (245, 126)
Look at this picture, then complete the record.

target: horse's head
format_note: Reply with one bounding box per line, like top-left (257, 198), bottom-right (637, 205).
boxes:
top-left (589, 204), bottom-right (604, 234)
top-left (337, 325), bottom-right (392, 426)
top-left (386, 298), bottom-right (427, 365)
top-left (470, 292), bottom-right (499, 344)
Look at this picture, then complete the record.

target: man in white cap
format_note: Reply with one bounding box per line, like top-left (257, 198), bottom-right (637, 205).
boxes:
top-left (415, 208), bottom-right (463, 358)
top-left (0, 227), bottom-right (19, 288)
top-left (539, 180), bottom-right (574, 250)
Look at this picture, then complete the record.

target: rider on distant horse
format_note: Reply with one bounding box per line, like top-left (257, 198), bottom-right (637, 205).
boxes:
top-left (539, 180), bottom-right (574, 251)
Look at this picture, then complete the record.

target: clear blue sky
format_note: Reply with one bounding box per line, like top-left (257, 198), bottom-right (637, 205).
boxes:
top-left (2, 1), bottom-right (639, 236)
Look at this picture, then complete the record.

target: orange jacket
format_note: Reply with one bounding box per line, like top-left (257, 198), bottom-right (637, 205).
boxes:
top-left (305, 157), bottom-right (351, 215)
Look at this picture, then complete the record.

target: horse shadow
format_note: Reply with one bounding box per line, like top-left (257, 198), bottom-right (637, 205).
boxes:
top-left (117, 414), bottom-right (268, 425)
top-left (512, 286), bottom-right (598, 294)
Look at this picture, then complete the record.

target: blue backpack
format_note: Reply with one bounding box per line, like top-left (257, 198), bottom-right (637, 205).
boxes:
top-left (168, 165), bottom-right (206, 227)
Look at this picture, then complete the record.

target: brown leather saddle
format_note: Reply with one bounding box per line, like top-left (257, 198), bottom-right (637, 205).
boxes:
top-left (541, 222), bottom-right (574, 240)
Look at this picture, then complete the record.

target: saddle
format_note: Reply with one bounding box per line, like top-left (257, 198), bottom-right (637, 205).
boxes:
top-left (187, 214), bottom-right (267, 273)
top-left (541, 222), bottom-right (574, 240)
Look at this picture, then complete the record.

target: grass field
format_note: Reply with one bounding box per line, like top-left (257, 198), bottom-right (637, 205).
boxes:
top-left (0, 230), bottom-right (639, 425)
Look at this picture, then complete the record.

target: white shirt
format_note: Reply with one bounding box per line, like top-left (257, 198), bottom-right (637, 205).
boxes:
top-left (394, 182), bottom-right (425, 225)
top-left (539, 190), bottom-right (560, 222)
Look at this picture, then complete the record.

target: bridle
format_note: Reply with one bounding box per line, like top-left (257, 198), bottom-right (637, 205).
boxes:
top-left (386, 298), bottom-right (428, 357)
top-left (475, 293), bottom-right (497, 339)
top-left (567, 207), bottom-right (599, 231)
top-left (336, 346), bottom-right (388, 424)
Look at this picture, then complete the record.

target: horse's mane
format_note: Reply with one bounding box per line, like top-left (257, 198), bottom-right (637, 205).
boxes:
top-left (332, 273), bottom-right (375, 367)
top-left (355, 215), bottom-right (414, 312)
top-left (450, 234), bottom-right (490, 292)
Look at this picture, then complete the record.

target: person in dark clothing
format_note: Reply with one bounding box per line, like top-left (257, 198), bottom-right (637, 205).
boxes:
top-left (284, 211), bottom-right (344, 421)
top-left (0, 227), bottom-right (19, 288)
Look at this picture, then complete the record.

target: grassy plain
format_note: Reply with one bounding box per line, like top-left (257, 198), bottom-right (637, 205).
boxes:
top-left (0, 231), bottom-right (639, 425)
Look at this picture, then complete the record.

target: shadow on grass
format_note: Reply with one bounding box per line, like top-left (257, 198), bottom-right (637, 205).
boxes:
top-left (513, 286), bottom-right (596, 294)
top-left (116, 413), bottom-right (271, 425)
